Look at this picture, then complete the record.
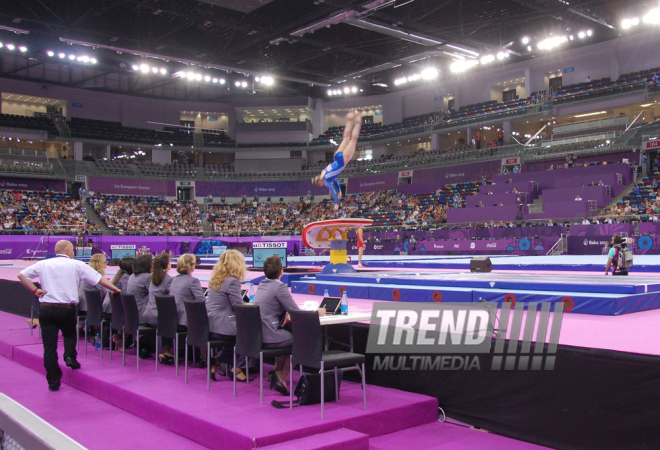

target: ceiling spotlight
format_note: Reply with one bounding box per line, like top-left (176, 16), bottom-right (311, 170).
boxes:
top-left (6, 44), bottom-right (15, 51)
top-left (212, 78), bottom-right (218, 83)
top-left (255, 76), bottom-right (260, 82)
top-left (159, 68), bottom-right (166, 75)
top-left (586, 29), bottom-right (593, 36)
top-left (496, 52), bottom-right (509, 60)
top-left (219, 79), bottom-right (226, 84)
top-left (195, 74), bottom-right (202, 81)
top-left (68, 54), bottom-right (76, 60)
top-left (204, 75), bottom-right (211, 82)
top-left (186, 72), bottom-right (195, 80)
top-left (578, 31), bottom-right (586, 39)
top-left (343, 87), bottom-right (350, 94)
top-left (46, 50), bottom-right (54, 57)
top-left (140, 64), bottom-right (149, 73)
top-left (351, 86), bottom-right (358, 93)
top-left (152, 67), bottom-right (158, 74)
top-left (132, 64), bottom-right (139, 71)
top-left (421, 67), bottom-right (439, 79)
top-left (521, 36), bottom-right (530, 45)
top-left (235, 80), bottom-right (241, 87)
top-left (18, 46), bottom-right (27, 52)
top-left (90, 58), bottom-right (97, 64)
top-left (58, 52), bottom-right (66, 59)
top-left (327, 89), bottom-right (333, 96)
top-left (80, 55), bottom-right (89, 62)
top-left (480, 55), bottom-right (495, 64)
top-left (241, 81), bottom-right (247, 87)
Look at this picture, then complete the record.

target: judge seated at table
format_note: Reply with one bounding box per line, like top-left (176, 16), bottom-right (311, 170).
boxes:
top-left (254, 255), bottom-right (325, 396)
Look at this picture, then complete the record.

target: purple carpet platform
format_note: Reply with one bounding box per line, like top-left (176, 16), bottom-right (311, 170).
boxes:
top-left (0, 311), bottom-right (552, 450)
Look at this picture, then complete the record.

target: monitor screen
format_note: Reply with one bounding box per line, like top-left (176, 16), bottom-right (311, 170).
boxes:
top-left (110, 247), bottom-right (137, 259)
top-left (252, 243), bottom-right (287, 268)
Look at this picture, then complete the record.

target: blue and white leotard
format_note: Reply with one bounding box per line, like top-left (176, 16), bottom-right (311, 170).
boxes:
top-left (322, 152), bottom-right (345, 204)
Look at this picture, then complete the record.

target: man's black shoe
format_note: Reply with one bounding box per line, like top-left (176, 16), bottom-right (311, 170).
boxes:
top-left (48, 383), bottom-right (60, 392)
top-left (65, 357), bottom-right (81, 369)
top-left (139, 349), bottom-right (152, 360)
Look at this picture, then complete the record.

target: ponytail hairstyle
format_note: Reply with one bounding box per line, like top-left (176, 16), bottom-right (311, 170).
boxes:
top-left (151, 253), bottom-right (170, 286)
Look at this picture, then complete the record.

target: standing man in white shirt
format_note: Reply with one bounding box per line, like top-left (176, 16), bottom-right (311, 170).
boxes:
top-left (17, 240), bottom-right (121, 391)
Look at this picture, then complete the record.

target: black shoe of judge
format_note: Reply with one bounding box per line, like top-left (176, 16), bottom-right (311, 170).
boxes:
top-left (48, 383), bottom-right (61, 392)
top-left (270, 376), bottom-right (290, 396)
top-left (65, 357), bottom-right (81, 370)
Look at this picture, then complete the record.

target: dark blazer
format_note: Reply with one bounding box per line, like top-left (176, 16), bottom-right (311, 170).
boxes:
top-left (206, 277), bottom-right (243, 336)
top-left (127, 272), bottom-right (151, 321)
top-left (253, 278), bottom-right (300, 345)
top-left (143, 274), bottom-right (173, 326)
top-left (169, 273), bottom-right (206, 326)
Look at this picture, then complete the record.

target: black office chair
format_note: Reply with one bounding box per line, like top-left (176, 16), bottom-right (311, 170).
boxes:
top-left (233, 304), bottom-right (292, 404)
top-left (84, 290), bottom-right (110, 358)
top-left (289, 310), bottom-right (366, 419)
top-left (75, 306), bottom-right (87, 352)
top-left (109, 292), bottom-right (124, 361)
top-left (155, 295), bottom-right (187, 376)
top-left (121, 294), bottom-right (156, 371)
top-left (183, 300), bottom-right (235, 390)
top-left (30, 294), bottom-right (40, 337)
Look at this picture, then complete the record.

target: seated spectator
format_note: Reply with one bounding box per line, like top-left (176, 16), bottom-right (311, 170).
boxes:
top-left (126, 254), bottom-right (153, 358)
top-left (170, 253), bottom-right (208, 366)
top-left (78, 253), bottom-right (110, 314)
top-left (254, 255), bottom-right (325, 396)
top-left (142, 254), bottom-right (174, 364)
top-left (206, 250), bottom-right (250, 382)
top-left (582, 217), bottom-right (591, 225)
top-left (575, 195), bottom-right (583, 201)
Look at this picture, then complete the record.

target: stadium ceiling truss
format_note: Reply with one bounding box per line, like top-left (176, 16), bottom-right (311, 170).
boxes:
top-left (0, 0), bottom-right (647, 102)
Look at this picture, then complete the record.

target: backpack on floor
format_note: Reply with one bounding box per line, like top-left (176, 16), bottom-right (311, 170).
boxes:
top-left (271, 370), bottom-right (343, 409)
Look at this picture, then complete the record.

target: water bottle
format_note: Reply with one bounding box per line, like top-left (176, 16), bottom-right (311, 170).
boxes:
top-left (340, 292), bottom-right (348, 316)
top-left (94, 333), bottom-right (101, 351)
top-left (324, 289), bottom-right (329, 300)
top-left (248, 283), bottom-right (255, 304)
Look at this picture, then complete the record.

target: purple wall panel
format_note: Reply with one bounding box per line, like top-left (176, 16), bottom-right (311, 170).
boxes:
top-left (492, 163), bottom-right (631, 190)
top-left (396, 180), bottom-right (444, 195)
top-left (543, 186), bottom-right (609, 207)
top-left (478, 182), bottom-right (534, 195)
top-left (569, 224), bottom-right (635, 236)
top-left (87, 177), bottom-right (176, 196)
top-left (195, 180), bottom-right (326, 198)
top-left (347, 172), bottom-right (399, 194)
top-left (446, 205), bottom-right (519, 224)
top-left (413, 160), bottom-right (501, 185)
top-left (0, 177), bottom-right (66, 192)
top-left (466, 192), bottom-right (525, 207)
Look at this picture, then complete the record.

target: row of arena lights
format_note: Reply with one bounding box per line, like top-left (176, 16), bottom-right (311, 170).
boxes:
top-left (450, 30), bottom-right (593, 73)
top-left (327, 86), bottom-right (362, 96)
top-left (394, 68), bottom-right (439, 86)
top-left (621, 7), bottom-right (660, 29)
top-left (0, 42), bottom-right (28, 53)
top-left (46, 50), bottom-right (97, 64)
top-left (170, 68), bottom-right (274, 86)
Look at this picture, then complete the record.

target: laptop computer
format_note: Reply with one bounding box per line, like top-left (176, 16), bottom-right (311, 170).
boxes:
top-left (319, 296), bottom-right (341, 315)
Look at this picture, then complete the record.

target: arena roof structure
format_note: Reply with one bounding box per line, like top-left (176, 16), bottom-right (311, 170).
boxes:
top-left (0, 0), bottom-right (652, 100)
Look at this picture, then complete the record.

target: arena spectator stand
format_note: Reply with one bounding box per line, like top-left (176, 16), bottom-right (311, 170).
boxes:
top-left (138, 161), bottom-right (197, 177)
top-left (88, 193), bottom-right (203, 235)
top-left (0, 190), bottom-right (97, 234)
top-left (0, 113), bottom-right (59, 135)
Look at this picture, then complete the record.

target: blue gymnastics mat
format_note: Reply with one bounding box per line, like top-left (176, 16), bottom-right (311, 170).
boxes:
top-left (291, 271), bottom-right (660, 315)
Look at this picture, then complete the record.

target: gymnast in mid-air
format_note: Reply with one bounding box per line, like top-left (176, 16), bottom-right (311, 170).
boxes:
top-left (312, 111), bottom-right (362, 211)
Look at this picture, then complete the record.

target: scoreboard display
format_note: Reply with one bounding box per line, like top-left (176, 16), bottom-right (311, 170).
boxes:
top-left (252, 242), bottom-right (287, 268)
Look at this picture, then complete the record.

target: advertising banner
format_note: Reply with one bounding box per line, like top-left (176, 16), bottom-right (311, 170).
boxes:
top-left (195, 180), bottom-right (326, 198)
top-left (347, 172), bottom-right (399, 194)
top-left (0, 177), bottom-right (66, 192)
top-left (87, 177), bottom-right (176, 196)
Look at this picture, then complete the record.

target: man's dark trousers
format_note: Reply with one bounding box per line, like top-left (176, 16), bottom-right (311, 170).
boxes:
top-left (39, 305), bottom-right (78, 387)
